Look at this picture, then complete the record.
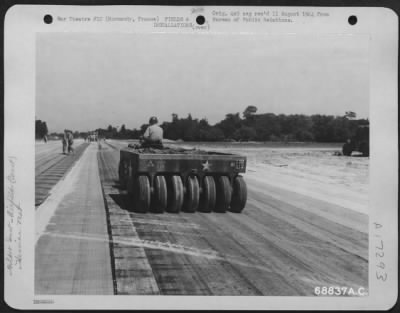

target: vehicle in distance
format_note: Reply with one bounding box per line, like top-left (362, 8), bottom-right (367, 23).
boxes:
top-left (342, 125), bottom-right (369, 157)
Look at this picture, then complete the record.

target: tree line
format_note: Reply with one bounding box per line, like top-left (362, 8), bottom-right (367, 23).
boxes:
top-left (37, 107), bottom-right (369, 143)
top-left (158, 108), bottom-right (368, 142)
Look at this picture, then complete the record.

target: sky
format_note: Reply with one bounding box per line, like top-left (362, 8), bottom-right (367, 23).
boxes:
top-left (36, 32), bottom-right (369, 133)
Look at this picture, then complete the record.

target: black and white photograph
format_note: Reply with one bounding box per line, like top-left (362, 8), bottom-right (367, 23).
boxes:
top-left (3, 5), bottom-right (398, 310)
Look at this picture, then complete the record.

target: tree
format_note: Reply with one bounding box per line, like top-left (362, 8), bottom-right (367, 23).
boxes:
top-left (120, 124), bottom-right (126, 136)
top-left (345, 111), bottom-right (357, 120)
top-left (233, 126), bottom-right (257, 141)
top-left (207, 127), bottom-right (225, 141)
top-left (254, 113), bottom-right (281, 141)
top-left (295, 130), bottom-right (314, 141)
top-left (216, 113), bottom-right (242, 138)
top-left (35, 119), bottom-right (48, 139)
top-left (199, 118), bottom-right (209, 128)
top-left (243, 105), bottom-right (258, 119)
top-left (140, 124), bottom-right (148, 134)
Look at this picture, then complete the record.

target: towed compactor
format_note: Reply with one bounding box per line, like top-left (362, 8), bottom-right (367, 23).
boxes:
top-left (118, 146), bottom-right (248, 213)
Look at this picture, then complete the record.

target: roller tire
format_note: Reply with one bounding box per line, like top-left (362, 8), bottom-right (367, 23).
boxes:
top-left (152, 176), bottom-right (167, 213)
top-left (230, 176), bottom-right (247, 213)
top-left (184, 176), bottom-right (200, 213)
top-left (134, 175), bottom-right (151, 212)
top-left (215, 176), bottom-right (232, 213)
top-left (166, 175), bottom-right (184, 213)
top-left (126, 174), bottom-right (135, 209)
top-left (199, 176), bottom-right (216, 213)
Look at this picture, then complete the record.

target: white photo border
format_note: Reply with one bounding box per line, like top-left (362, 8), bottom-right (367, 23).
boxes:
top-left (3, 5), bottom-right (398, 310)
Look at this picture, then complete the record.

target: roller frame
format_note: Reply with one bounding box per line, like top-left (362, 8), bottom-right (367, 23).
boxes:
top-left (119, 147), bottom-right (247, 212)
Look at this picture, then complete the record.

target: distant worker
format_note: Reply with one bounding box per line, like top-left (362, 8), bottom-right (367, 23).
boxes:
top-left (43, 135), bottom-right (47, 143)
top-left (62, 130), bottom-right (68, 154)
top-left (141, 116), bottom-right (163, 149)
top-left (67, 131), bottom-right (74, 154)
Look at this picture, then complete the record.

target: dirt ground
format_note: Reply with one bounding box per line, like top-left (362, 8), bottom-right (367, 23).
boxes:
top-left (168, 142), bottom-right (369, 215)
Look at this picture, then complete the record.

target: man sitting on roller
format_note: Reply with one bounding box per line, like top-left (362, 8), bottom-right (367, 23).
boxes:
top-left (140, 116), bottom-right (163, 149)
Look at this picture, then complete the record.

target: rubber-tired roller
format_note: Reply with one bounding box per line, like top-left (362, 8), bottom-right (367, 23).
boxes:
top-left (118, 146), bottom-right (247, 213)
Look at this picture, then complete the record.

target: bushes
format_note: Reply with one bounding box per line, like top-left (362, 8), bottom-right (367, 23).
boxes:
top-left (81, 109), bottom-right (369, 143)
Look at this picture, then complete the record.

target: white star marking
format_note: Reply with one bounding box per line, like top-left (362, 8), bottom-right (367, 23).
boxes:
top-left (202, 160), bottom-right (211, 171)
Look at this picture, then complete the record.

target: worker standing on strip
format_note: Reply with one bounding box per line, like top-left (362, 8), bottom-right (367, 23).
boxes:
top-left (62, 130), bottom-right (68, 154)
top-left (67, 130), bottom-right (74, 154)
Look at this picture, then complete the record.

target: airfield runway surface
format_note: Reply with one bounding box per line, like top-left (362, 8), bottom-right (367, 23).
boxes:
top-left (35, 139), bottom-right (368, 295)
top-left (35, 140), bottom-right (87, 206)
